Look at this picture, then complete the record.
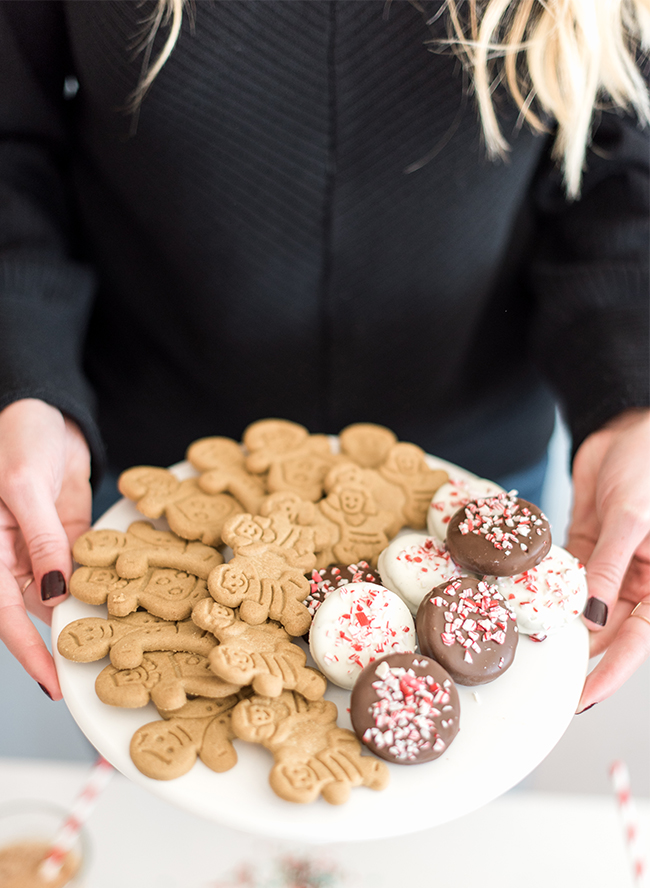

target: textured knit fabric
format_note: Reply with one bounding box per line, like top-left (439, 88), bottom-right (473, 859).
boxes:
top-left (0, 0), bottom-right (648, 485)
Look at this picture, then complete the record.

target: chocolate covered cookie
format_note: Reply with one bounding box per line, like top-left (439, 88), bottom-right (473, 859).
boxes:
top-left (350, 652), bottom-right (460, 764)
top-left (304, 561), bottom-right (381, 619)
top-left (309, 582), bottom-right (416, 690)
top-left (416, 576), bottom-right (518, 685)
top-left (445, 493), bottom-right (551, 576)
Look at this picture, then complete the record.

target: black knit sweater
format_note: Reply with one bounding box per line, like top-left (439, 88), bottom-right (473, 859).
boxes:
top-left (0, 0), bottom-right (648, 484)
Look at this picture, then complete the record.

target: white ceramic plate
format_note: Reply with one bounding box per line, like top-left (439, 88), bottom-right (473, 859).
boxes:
top-left (52, 457), bottom-right (589, 843)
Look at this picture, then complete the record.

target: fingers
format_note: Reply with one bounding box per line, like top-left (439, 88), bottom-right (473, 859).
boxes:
top-left (0, 561), bottom-right (62, 700)
top-left (0, 400), bottom-right (92, 696)
top-left (578, 598), bottom-right (650, 712)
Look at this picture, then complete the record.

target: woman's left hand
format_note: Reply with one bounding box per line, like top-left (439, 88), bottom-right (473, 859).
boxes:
top-left (566, 409), bottom-right (650, 712)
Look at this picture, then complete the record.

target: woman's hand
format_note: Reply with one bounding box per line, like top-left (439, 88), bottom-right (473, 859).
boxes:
top-left (567, 409), bottom-right (650, 712)
top-left (0, 399), bottom-right (92, 700)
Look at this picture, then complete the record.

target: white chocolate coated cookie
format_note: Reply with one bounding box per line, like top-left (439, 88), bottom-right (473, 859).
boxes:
top-left (378, 532), bottom-right (464, 615)
top-left (427, 477), bottom-right (505, 542)
top-left (309, 582), bottom-right (416, 690)
top-left (489, 545), bottom-right (588, 637)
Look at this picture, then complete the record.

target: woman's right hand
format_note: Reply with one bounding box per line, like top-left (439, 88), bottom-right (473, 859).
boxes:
top-left (0, 398), bottom-right (92, 700)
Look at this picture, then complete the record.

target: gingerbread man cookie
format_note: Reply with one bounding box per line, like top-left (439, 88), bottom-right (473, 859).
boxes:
top-left (243, 418), bottom-right (339, 502)
top-left (187, 436), bottom-right (269, 515)
top-left (338, 422), bottom-right (398, 468)
top-left (130, 695), bottom-right (240, 780)
top-left (258, 492), bottom-right (337, 570)
top-left (117, 467), bottom-right (243, 548)
top-left (95, 650), bottom-right (240, 710)
top-left (231, 690), bottom-right (390, 804)
top-left (72, 521), bottom-right (224, 580)
top-left (57, 611), bottom-right (217, 670)
top-left (192, 599), bottom-right (327, 700)
top-left (323, 461), bottom-right (404, 538)
top-left (317, 483), bottom-right (394, 567)
top-left (221, 511), bottom-right (317, 573)
top-left (70, 566), bottom-right (211, 621)
top-left (208, 547), bottom-right (312, 637)
top-left (378, 442), bottom-right (448, 529)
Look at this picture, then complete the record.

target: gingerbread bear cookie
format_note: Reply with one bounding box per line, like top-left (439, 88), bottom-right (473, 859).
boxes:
top-left (69, 566), bottom-right (211, 621)
top-left (192, 599), bottom-right (327, 700)
top-left (57, 611), bottom-right (217, 670)
top-left (243, 418), bottom-right (340, 502)
top-left (72, 521), bottom-right (224, 580)
top-left (231, 690), bottom-right (390, 804)
top-left (95, 650), bottom-right (240, 710)
top-left (117, 466), bottom-right (243, 548)
top-left (186, 436), bottom-right (269, 515)
top-left (130, 695), bottom-right (240, 780)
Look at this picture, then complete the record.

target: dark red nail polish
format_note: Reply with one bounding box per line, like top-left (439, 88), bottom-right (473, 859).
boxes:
top-left (38, 682), bottom-right (53, 700)
top-left (41, 570), bottom-right (66, 601)
top-left (584, 597), bottom-right (608, 626)
top-left (577, 702), bottom-right (598, 714)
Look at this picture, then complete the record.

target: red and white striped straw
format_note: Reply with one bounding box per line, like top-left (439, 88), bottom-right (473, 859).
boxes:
top-left (610, 760), bottom-right (648, 888)
top-left (38, 755), bottom-right (114, 883)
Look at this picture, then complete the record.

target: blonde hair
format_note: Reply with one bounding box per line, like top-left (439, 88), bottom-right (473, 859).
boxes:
top-left (134, 0), bottom-right (650, 197)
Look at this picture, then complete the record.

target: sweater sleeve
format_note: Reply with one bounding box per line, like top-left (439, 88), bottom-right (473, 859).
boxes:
top-left (0, 0), bottom-right (106, 483)
top-left (528, 106), bottom-right (650, 458)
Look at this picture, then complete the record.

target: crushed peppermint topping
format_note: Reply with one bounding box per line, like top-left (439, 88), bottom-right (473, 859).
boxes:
top-left (433, 578), bottom-right (516, 653)
top-left (363, 664), bottom-right (453, 761)
top-left (330, 586), bottom-right (414, 670)
top-left (303, 561), bottom-right (378, 617)
top-left (457, 492), bottom-right (548, 557)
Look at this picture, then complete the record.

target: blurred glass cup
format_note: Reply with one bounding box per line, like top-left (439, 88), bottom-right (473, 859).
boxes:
top-left (0, 800), bottom-right (89, 887)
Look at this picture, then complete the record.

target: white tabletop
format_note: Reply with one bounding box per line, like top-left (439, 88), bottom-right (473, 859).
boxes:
top-left (0, 758), bottom-right (648, 888)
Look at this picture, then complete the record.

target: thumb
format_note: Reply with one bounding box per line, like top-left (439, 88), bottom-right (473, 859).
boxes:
top-left (579, 502), bottom-right (648, 632)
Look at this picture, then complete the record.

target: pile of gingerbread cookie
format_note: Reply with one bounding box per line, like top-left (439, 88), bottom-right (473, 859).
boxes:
top-left (56, 419), bottom-right (589, 805)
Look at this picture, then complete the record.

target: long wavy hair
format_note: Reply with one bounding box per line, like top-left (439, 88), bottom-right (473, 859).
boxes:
top-left (131, 0), bottom-right (650, 197)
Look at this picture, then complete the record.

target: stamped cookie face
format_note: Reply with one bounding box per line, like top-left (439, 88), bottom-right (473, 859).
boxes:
top-left (445, 494), bottom-right (552, 577)
top-left (350, 652), bottom-right (460, 764)
top-left (427, 477), bottom-right (505, 542)
top-left (416, 576), bottom-right (518, 685)
top-left (490, 545), bottom-right (588, 638)
top-left (377, 532), bottom-right (463, 615)
top-left (309, 582), bottom-right (416, 689)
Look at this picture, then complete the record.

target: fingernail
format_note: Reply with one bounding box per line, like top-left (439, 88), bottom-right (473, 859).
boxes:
top-left (37, 683), bottom-right (53, 700)
top-left (584, 597), bottom-right (608, 626)
top-left (41, 570), bottom-right (66, 601)
top-left (577, 702), bottom-right (597, 714)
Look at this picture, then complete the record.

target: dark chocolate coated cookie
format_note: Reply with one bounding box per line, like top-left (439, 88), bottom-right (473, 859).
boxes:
top-left (416, 576), bottom-right (518, 685)
top-left (303, 561), bottom-right (381, 618)
top-left (445, 493), bottom-right (551, 576)
top-left (350, 651), bottom-right (460, 764)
